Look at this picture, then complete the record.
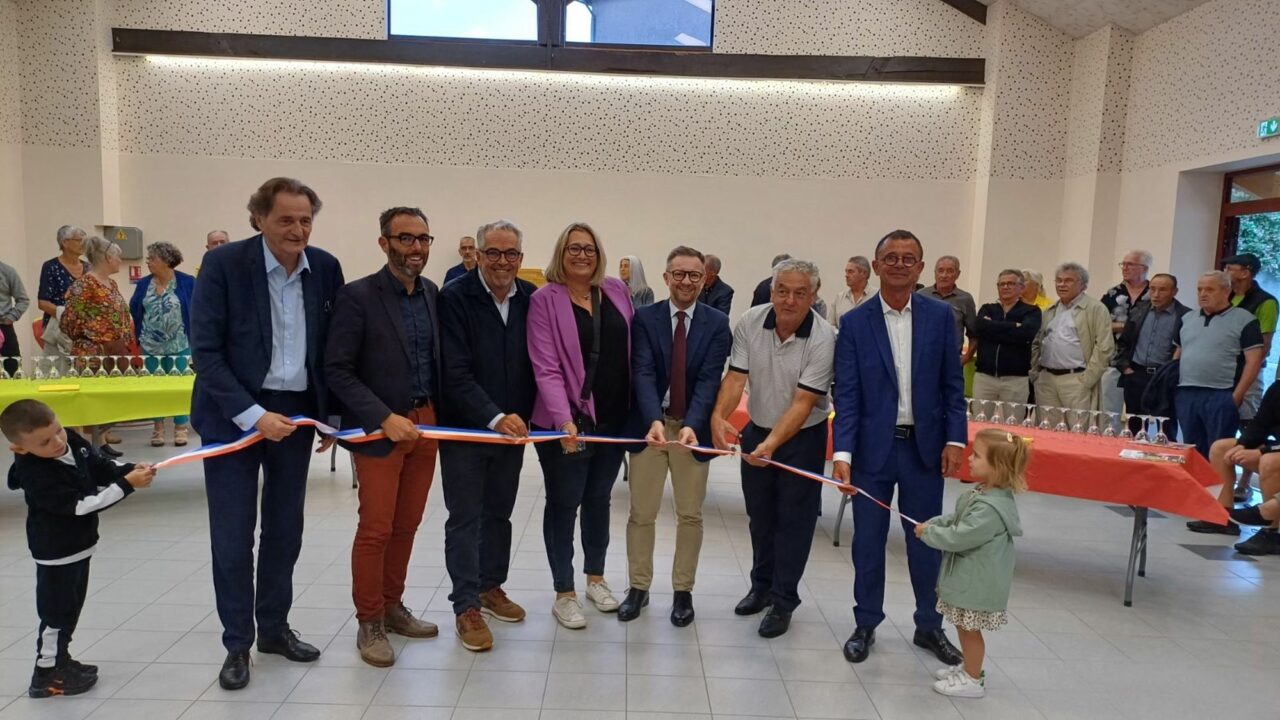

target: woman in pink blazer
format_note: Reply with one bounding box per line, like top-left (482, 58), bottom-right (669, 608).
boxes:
top-left (527, 222), bottom-right (634, 630)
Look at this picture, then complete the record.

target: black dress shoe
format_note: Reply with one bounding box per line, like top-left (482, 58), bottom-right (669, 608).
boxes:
top-left (98, 444), bottom-right (123, 458)
top-left (1229, 505), bottom-right (1269, 527)
top-left (913, 628), bottom-right (964, 666)
top-left (1186, 519), bottom-right (1241, 535)
top-left (842, 627), bottom-right (875, 663)
top-left (1235, 529), bottom-right (1280, 556)
top-left (670, 591), bottom-right (695, 627)
top-left (218, 651), bottom-right (250, 690)
top-left (617, 588), bottom-right (649, 622)
top-left (757, 608), bottom-right (792, 638)
top-left (256, 629), bottom-right (320, 662)
top-left (734, 590), bottom-right (772, 616)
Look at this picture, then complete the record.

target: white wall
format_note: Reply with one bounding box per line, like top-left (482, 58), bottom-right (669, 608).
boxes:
top-left (1, 0), bottom-right (32, 356)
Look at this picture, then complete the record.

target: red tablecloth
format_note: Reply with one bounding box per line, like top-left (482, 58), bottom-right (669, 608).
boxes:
top-left (958, 422), bottom-right (1228, 524)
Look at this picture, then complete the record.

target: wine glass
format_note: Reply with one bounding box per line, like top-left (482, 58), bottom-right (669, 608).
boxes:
top-left (180, 355), bottom-right (194, 376)
top-left (47, 359), bottom-right (61, 380)
top-left (1134, 415), bottom-right (1151, 442)
top-left (1154, 417), bottom-right (1170, 445)
top-left (11, 357), bottom-right (24, 380)
top-left (0, 362), bottom-right (10, 380)
top-left (168, 355), bottom-right (183, 376)
top-left (108, 355), bottom-right (124, 378)
top-left (1039, 406), bottom-right (1053, 431)
top-left (94, 355), bottom-right (108, 378)
top-left (33, 357), bottom-right (47, 380)
top-left (965, 398), bottom-right (974, 422)
top-left (138, 355), bottom-right (152, 377)
top-left (1103, 411), bottom-right (1119, 437)
top-left (1086, 411), bottom-right (1102, 435)
top-left (974, 400), bottom-right (988, 424)
top-left (1022, 404), bottom-right (1037, 429)
top-left (1053, 407), bottom-right (1068, 432)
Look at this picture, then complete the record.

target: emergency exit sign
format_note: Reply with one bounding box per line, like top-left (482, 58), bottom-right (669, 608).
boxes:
top-left (1261, 117), bottom-right (1280, 139)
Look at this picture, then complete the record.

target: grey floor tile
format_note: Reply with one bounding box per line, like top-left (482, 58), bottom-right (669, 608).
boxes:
top-left (370, 668), bottom-right (467, 707)
top-left (705, 677), bottom-right (794, 717)
top-left (455, 670), bottom-right (547, 709)
top-left (541, 672), bottom-right (625, 711)
top-left (626, 675), bottom-right (710, 714)
top-left (784, 679), bottom-right (880, 719)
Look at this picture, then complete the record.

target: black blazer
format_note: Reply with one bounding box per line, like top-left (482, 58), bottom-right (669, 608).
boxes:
top-left (699, 279), bottom-right (734, 316)
top-left (1114, 299), bottom-right (1191, 372)
top-left (325, 266), bottom-right (441, 457)
top-left (438, 268), bottom-right (538, 429)
top-left (627, 300), bottom-right (731, 460)
top-left (190, 236), bottom-right (345, 443)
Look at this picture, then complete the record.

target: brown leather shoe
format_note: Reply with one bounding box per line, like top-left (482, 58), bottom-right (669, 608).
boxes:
top-left (356, 620), bottom-right (394, 667)
top-left (456, 607), bottom-right (493, 652)
top-left (479, 587), bottom-right (526, 623)
top-left (383, 603), bottom-right (438, 638)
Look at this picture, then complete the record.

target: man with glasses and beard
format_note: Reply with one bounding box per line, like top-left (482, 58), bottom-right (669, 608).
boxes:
top-left (437, 220), bottom-right (538, 652)
top-left (326, 207), bottom-right (442, 668)
top-left (618, 246), bottom-right (731, 627)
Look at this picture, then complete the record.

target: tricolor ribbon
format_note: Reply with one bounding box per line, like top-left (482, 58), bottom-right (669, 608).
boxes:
top-left (152, 415), bottom-right (919, 525)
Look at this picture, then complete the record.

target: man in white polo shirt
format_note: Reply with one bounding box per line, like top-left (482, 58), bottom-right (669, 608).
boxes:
top-left (712, 258), bottom-right (835, 639)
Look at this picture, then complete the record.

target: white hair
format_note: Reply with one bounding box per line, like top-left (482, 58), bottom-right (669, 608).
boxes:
top-left (620, 255), bottom-right (651, 294)
top-left (1055, 261), bottom-right (1090, 287)
top-left (1200, 270), bottom-right (1231, 290)
top-left (56, 225), bottom-right (86, 250)
top-left (1126, 249), bottom-right (1153, 267)
top-left (475, 220), bottom-right (523, 250)
top-left (772, 258), bottom-right (820, 292)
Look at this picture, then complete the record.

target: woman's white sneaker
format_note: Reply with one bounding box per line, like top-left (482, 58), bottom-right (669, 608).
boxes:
top-left (586, 580), bottom-right (620, 613)
top-left (553, 596), bottom-right (587, 629)
top-left (933, 669), bottom-right (985, 698)
top-left (933, 664), bottom-right (964, 680)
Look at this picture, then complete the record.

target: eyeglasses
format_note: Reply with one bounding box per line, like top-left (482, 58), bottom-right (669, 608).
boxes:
top-left (482, 248), bottom-right (523, 262)
top-left (387, 233), bottom-right (434, 248)
top-left (996, 281), bottom-right (1022, 288)
top-left (668, 270), bottom-right (704, 283)
top-left (565, 244), bottom-right (598, 258)
top-left (1119, 262), bottom-right (1147, 269)
top-left (879, 254), bottom-right (919, 268)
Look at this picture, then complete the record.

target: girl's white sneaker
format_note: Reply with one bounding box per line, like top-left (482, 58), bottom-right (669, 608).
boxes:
top-left (933, 664), bottom-right (964, 680)
top-left (553, 596), bottom-right (587, 629)
top-left (933, 669), bottom-right (985, 698)
top-left (586, 580), bottom-right (619, 612)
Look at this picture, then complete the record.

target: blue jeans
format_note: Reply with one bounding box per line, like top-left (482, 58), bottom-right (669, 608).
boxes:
top-left (534, 436), bottom-right (625, 593)
top-left (1175, 386), bottom-right (1239, 459)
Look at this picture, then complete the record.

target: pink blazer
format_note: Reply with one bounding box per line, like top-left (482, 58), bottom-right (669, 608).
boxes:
top-left (527, 276), bottom-right (634, 429)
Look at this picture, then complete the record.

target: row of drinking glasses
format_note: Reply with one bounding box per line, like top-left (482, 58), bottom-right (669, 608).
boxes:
top-left (966, 398), bottom-right (1171, 444)
top-left (0, 355), bottom-right (194, 380)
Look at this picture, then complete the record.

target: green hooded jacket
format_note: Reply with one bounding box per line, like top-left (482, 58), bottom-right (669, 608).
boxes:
top-left (920, 486), bottom-right (1022, 613)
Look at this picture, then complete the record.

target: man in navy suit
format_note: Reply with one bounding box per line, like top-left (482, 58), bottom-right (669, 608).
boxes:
top-left (832, 229), bottom-right (966, 667)
top-left (619, 246), bottom-right (731, 627)
top-left (190, 177), bottom-right (344, 690)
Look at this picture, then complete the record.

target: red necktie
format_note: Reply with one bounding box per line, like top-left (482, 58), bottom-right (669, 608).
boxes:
top-left (669, 310), bottom-right (688, 419)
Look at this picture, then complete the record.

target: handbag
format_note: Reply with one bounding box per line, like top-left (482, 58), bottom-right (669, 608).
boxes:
top-left (569, 287), bottom-right (602, 455)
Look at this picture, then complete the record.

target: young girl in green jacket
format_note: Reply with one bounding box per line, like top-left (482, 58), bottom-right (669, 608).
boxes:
top-left (914, 428), bottom-right (1028, 699)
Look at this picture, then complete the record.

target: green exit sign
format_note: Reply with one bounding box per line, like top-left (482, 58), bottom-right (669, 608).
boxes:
top-left (1261, 117), bottom-right (1280, 139)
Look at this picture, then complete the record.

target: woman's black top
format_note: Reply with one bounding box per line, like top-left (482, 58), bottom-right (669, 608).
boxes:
top-left (572, 292), bottom-right (630, 434)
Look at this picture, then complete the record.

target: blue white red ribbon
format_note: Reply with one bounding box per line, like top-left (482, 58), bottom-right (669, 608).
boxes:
top-left (152, 415), bottom-right (918, 524)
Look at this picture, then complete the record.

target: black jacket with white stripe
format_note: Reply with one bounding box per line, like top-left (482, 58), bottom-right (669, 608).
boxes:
top-left (7, 430), bottom-right (135, 563)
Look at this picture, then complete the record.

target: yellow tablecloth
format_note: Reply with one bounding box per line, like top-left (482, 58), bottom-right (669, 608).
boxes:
top-left (0, 376), bottom-right (195, 426)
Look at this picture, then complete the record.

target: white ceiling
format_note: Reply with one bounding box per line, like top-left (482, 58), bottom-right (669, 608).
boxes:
top-left (976, 0), bottom-right (1216, 38)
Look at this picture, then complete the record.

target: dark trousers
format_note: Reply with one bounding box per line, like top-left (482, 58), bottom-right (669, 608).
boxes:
top-left (203, 391), bottom-right (315, 653)
top-left (34, 559), bottom-right (90, 668)
top-left (852, 435), bottom-right (945, 631)
top-left (739, 421), bottom-right (825, 613)
top-left (1122, 368), bottom-right (1178, 437)
top-left (1, 323), bottom-right (19, 376)
top-left (534, 436), bottom-right (625, 593)
top-left (441, 441), bottom-right (524, 614)
top-left (1176, 386), bottom-right (1238, 459)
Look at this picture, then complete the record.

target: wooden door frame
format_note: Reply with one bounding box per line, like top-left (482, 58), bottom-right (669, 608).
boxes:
top-left (1216, 161), bottom-right (1280, 265)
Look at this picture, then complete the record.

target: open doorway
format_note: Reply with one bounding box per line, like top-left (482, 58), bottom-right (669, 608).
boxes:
top-left (1218, 164), bottom-right (1280, 374)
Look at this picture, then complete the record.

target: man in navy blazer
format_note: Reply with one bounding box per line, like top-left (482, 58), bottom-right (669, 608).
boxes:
top-left (619, 246), bottom-right (731, 627)
top-left (831, 230), bottom-right (966, 667)
top-left (190, 178), bottom-right (344, 691)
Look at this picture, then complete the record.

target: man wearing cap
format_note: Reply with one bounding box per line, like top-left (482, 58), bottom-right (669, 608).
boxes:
top-left (1224, 252), bottom-right (1278, 500)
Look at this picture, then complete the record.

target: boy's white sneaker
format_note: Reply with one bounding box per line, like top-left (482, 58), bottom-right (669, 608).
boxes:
top-left (553, 596), bottom-right (587, 629)
top-left (586, 580), bottom-right (620, 612)
top-left (933, 664), bottom-right (964, 680)
top-left (933, 669), bottom-right (985, 698)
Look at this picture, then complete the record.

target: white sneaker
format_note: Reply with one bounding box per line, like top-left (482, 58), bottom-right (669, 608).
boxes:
top-left (933, 669), bottom-right (985, 698)
top-left (933, 664), bottom-right (964, 680)
top-left (585, 580), bottom-right (619, 613)
top-left (553, 596), bottom-right (587, 629)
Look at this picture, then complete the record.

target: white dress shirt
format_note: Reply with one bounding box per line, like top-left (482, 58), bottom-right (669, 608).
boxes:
top-left (478, 270), bottom-right (521, 430)
top-left (232, 239), bottom-right (310, 431)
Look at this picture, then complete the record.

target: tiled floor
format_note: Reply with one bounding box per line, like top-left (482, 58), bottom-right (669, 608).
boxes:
top-left (2, 425), bottom-right (1279, 719)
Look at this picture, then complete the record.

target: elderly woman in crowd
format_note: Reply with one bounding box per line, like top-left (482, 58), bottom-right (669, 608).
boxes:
top-left (1021, 269), bottom-right (1053, 311)
top-left (619, 255), bottom-right (654, 308)
top-left (37, 225), bottom-right (90, 328)
top-left (529, 222), bottom-right (634, 629)
top-left (60, 236), bottom-right (134, 452)
top-left (130, 241), bottom-right (196, 446)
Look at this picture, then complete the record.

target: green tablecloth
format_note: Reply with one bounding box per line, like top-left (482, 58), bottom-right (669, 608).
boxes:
top-left (0, 376), bottom-right (194, 426)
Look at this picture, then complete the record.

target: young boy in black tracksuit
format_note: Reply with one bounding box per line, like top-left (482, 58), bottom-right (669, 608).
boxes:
top-left (2, 400), bottom-right (155, 698)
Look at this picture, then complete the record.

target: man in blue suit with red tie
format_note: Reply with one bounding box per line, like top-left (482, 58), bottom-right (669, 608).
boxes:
top-left (191, 178), bottom-right (345, 691)
top-left (619, 246), bottom-right (731, 627)
top-left (832, 229), bottom-right (967, 667)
